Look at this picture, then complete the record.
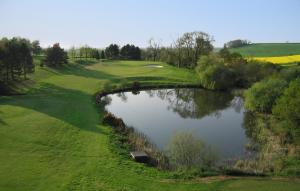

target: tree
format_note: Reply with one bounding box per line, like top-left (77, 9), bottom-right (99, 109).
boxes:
top-left (105, 44), bottom-right (119, 59)
top-left (100, 50), bottom-right (105, 59)
top-left (225, 39), bottom-right (251, 48)
top-left (173, 31), bottom-right (214, 68)
top-left (120, 44), bottom-right (141, 60)
top-left (147, 38), bottom-right (161, 61)
top-left (68, 46), bottom-right (77, 59)
top-left (94, 49), bottom-right (100, 60)
top-left (31, 40), bottom-right (42, 55)
top-left (196, 54), bottom-right (236, 90)
top-left (244, 78), bottom-right (287, 113)
top-left (0, 37), bottom-right (34, 82)
top-left (44, 43), bottom-right (68, 67)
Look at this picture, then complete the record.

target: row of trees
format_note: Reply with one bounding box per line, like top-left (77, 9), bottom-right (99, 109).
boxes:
top-left (68, 46), bottom-right (102, 60)
top-left (105, 44), bottom-right (141, 60)
top-left (144, 31), bottom-right (214, 69)
top-left (0, 37), bottom-right (35, 82)
top-left (225, 39), bottom-right (251, 48)
top-left (68, 44), bottom-right (142, 60)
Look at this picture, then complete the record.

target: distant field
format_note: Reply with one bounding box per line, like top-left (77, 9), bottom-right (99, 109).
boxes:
top-left (230, 43), bottom-right (300, 57)
top-left (251, 54), bottom-right (300, 64)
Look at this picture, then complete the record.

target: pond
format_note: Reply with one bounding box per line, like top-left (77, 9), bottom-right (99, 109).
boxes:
top-left (104, 88), bottom-right (254, 161)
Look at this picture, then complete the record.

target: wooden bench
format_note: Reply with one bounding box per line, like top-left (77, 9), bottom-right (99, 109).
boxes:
top-left (130, 151), bottom-right (149, 163)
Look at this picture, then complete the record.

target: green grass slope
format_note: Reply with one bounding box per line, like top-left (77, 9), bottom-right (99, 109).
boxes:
top-left (229, 43), bottom-right (300, 57)
top-left (0, 60), bottom-right (299, 190)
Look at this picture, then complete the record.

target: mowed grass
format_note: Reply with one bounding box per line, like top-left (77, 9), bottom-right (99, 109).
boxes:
top-left (0, 60), bottom-right (299, 190)
top-left (230, 43), bottom-right (300, 57)
top-left (251, 54), bottom-right (300, 64)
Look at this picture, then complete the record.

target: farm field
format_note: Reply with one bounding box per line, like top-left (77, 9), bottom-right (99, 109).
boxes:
top-left (251, 54), bottom-right (300, 64)
top-left (0, 60), bottom-right (299, 191)
top-left (230, 43), bottom-right (300, 57)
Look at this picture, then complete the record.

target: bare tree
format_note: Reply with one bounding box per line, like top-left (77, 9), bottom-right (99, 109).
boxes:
top-left (147, 38), bottom-right (161, 61)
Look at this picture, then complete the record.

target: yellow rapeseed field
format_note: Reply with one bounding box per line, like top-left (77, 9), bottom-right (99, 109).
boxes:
top-left (251, 54), bottom-right (300, 64)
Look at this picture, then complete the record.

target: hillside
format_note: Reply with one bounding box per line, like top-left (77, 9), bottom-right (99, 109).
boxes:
top-left (229, 43), bottom-right (300, 57)
top-left (1, 59), bottom-right (300, 190)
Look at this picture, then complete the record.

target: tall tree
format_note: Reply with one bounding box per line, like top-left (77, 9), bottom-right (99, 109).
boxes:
top-left (44, 43), bottom-right (68, 67)
top-left (68, 46), bottom-right (77, 59)
top-left (147, 38), bottom-right (161, 61)
top-left (120, 44), bottom-right (141, 60)
top-left (31, 40), bottom-right (42, 55)
top-left (174, 31), bottom-right (214, 68)
top-left (105, 44), bottom-right (119, 59)
top-left (100, 50), bottom-right (105, 59)
top-left (0, 37), bottom-right (34, 82)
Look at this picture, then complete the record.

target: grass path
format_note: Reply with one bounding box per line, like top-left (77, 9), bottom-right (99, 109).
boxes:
top-left (0, 60), bottom-right (299, 190)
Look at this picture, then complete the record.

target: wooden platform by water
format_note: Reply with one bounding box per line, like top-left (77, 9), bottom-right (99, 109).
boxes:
top-left (130, 151), bottom-right (148, 163)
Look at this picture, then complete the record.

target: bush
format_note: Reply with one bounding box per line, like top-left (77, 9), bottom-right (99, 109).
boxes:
top-left (196, 54), bottom-right (236, 90)
top-left (244, 78), bottom-right (288, 113)
top-left (103, 112), bottom-right (126, 132)
top-left (272, 78), bottom-right (300, 129)
top-left (166, 132), bottom-right (218, 170)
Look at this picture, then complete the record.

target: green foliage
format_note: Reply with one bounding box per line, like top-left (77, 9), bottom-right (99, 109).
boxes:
top-left (225, 39), bottom-right (251, 48)
top-left (0, 37), bottom-right (34, 83)
top-left (68, 46), bottom-right (100, 60)
top-left (44, 43), bottom-right (68, 67)
top-left (278, 66), bottom-right (300, 82)
top-left (105, 44), bottom-right (120, 59)
top-left (144, 31), bottom-right (214, 69)
top-left (167, 132), bottom-right (218, 170)
top-left (31, 40), bottom-right (42, 55)
top-left (244, 78), bottom-right (287, 113)
top-left (120, 44), bottom-right (141, 60)
top-left (100, 50), bottom-right (105, 59)
top-left (196, 54), bottom-right (236, 90)
top-left (272, 78), bottom-right (300, 129)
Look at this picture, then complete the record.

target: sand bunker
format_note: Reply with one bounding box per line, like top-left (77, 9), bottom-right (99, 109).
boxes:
top-left (144, 64), bottom-right (164, 68)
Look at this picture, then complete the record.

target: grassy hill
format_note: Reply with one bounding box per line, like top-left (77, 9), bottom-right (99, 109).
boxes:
top-left (229, 43), bottom-right (300, 57)
top-left (0, 59), bottom-right (299, 190)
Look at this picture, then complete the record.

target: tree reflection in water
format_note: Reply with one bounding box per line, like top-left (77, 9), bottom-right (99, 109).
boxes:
top-left (145, 88), bottom-right (237, 119)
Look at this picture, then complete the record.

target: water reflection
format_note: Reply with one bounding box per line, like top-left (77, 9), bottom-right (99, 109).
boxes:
top-left (104, 88), bottom-right (252, 160)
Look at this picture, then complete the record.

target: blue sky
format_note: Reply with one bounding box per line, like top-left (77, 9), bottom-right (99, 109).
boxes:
top-left (0, 0), bottom-right (299, 48)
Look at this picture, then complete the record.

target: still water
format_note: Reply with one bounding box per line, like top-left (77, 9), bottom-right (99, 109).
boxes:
top-left (105, 88), bottom-right (252, 160)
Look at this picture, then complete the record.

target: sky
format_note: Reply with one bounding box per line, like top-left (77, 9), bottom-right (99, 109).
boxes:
top-left (0, 0), bottom-right (299, 48)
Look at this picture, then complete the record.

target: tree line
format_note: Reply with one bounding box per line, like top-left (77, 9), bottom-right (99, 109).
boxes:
top-left (0, 37), bottom-right (35, 83)
top-left (143, 32), bottom-right (214, 69)
top-left (67, 44), bottom-right (141, 60)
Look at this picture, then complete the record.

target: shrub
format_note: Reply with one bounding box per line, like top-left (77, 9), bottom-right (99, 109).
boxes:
top-left (272, 78), bottom-right (300, 129)
top-left (103, 112), bottom-right (126, 132)
top-left (196, 54), bottom-right (236, 90)
top-left (166, 132), bottom-right (218, 170)
top-left (244, 78), bottom-right (288, 113)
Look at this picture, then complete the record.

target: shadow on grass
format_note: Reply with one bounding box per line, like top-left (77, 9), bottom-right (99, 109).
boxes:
top-left (0, 83), bottom-right (107, 135)
top-left (42, 63), bottom-right (117, 81)
top-left (74, 59), bottom-right (98, 66)
top-left (0, 111), bottom-right (7, 125)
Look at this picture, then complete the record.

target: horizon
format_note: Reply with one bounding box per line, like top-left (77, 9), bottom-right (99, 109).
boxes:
top-left (1, 0), bottom-right (300, 48)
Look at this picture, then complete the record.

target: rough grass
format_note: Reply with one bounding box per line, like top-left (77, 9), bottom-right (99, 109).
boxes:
top-left (230, 43), bottom-right (300, 57)
top-left (0, 59), bottom-right (299, 190)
